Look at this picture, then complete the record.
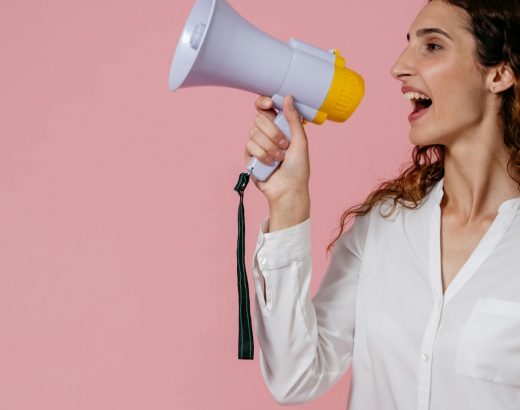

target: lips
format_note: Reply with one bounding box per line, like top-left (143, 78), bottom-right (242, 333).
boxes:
top-left (401, 86), bottom-right (431, 97)
top-left (408, 101), bottom-right (431, 122)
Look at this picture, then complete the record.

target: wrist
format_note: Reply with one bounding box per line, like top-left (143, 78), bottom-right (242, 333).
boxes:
top-left (267, 193), bottom-right (310, 232)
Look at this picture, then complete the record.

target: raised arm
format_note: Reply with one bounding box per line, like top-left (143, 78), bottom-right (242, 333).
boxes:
top-left (252, 210), bottom-right (370, 404)
top-left (244, 94), bottom-right (370, 404)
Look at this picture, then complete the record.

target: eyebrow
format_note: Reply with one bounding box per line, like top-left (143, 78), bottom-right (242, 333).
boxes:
top-left (406, 27), bottom-right (453, 42)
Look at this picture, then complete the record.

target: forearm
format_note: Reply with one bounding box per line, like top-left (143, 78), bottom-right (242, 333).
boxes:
top-left (252, 216), bottom-right (354, 404)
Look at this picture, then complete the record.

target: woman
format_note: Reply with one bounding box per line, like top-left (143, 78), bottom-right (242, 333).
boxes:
top-left (244, 0), bottom-right (520, 408)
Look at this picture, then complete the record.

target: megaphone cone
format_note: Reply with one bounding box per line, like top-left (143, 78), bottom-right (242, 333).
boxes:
top-left (169, 0), bottom-right (291, 95)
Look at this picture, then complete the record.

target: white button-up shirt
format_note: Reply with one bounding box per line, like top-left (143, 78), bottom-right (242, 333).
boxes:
top-left (252, 177), bottom-right (520, 410)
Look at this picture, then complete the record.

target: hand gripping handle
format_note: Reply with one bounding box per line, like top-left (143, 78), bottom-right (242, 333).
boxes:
top-left (246, 111), bottom-right (291, 182)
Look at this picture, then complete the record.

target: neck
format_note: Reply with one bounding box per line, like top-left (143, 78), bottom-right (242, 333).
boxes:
top-left (441, 134), bottom-right (520, 223)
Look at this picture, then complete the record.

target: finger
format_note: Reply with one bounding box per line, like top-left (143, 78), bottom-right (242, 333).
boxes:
top-left (245, 138), bottom-right (277, 166)
top-left (282, 95), bottom-right (308, 147)
top-left (254, 96), bottom-right (277, 121)
top-left (250, 126), bottom-right (285, 161)
top-left (254, 113), bottom-right (290, 150)
top-left (248, 127), bottom-right (286, 163)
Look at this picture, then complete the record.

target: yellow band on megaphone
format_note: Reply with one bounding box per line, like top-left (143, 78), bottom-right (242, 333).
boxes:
top-left (312, 49), bottom-right (365, 124)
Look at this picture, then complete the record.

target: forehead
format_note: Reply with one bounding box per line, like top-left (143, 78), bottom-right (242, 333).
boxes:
top-left (409, 0), bottom-right (471, 38)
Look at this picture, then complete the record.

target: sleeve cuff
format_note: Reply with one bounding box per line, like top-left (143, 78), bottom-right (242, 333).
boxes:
top-left (254, 217), bottom-right (311, 270)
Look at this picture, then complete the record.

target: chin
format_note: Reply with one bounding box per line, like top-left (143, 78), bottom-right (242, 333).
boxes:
top-left (409, 130), bottom-right (436, 146)
top-left (408, 127), bottom-right (449, 147)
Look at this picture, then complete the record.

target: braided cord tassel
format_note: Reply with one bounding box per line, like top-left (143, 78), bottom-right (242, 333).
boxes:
top-left (234, 172), bottom-right (254, 360)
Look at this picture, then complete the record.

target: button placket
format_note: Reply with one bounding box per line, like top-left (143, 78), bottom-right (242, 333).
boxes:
top-left (417, 302), bottom-right (444, 410)
top-left (417, 197), bottom-right (445, 410)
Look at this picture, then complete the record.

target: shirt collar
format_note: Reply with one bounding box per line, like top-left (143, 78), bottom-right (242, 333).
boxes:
top-left (499, 196), bottom-right (520, 214)
top-left (433, 177), bottom-right (444, 206)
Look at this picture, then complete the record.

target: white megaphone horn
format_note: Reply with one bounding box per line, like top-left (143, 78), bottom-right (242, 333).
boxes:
top-left (169, 0), bottom-right (365, 181)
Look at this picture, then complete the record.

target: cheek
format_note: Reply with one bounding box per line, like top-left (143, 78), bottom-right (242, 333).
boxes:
top-left (408, 59), bottom-right (486, 144)
top-left (437, 83), bottom-right (485, 125)
top-left (427, 64), bottom-right (486, 127)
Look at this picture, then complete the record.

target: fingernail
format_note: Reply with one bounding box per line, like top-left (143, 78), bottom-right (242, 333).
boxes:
top-left (279, 139), bottom-right (289, 149)
top-left (275, 151), bottom-right (284, 160)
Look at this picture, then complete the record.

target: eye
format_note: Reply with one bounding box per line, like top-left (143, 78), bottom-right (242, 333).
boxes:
top-left (426, 43), bottom-right (442, 51)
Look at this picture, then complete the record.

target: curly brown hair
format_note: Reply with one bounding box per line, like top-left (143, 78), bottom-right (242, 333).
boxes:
top-left (326, 0), bottom-right (520, 255)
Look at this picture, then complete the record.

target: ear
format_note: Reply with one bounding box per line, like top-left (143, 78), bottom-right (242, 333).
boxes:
top-left (486, 62), bottom-right (515, 94)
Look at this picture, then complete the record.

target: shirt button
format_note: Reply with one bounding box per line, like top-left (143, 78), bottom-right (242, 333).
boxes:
top-left (422, 353), bottom-right (429, 362)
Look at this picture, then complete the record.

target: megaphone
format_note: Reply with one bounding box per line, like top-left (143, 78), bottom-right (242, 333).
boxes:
top-left (169, 0), bottom-right (365, 182)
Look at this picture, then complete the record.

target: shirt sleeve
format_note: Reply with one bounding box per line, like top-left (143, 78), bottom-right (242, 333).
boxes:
top-left (252, 212), bottom-right (371, 404)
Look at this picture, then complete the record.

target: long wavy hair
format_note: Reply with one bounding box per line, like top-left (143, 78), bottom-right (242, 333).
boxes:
top-left (326, 0), bottom-right (520, 255)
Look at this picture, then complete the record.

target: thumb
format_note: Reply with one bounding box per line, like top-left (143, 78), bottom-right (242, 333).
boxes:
top-left (283, 95), bottom-right (308, 147)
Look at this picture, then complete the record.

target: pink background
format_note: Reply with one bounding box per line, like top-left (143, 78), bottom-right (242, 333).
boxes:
top-left (1, 0), bottom-right (424, 409)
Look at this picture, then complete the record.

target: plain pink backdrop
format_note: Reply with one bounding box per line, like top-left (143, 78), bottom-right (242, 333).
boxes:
top-left (1, 0), bottom-right (425, 409)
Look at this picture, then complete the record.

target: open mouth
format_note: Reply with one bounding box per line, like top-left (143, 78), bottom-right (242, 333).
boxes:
top-left (404, 92), bottom-right (433, 115)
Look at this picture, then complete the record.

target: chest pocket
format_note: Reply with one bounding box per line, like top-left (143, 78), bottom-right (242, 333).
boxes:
top-left (456, 298), bottom-right (520, 387)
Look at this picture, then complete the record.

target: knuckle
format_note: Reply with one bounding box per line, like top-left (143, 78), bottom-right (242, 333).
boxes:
top-left (245, 140), bottom-right (256, 154)
top-left (251, 130), bottom-right (262, 143)
top-left (246, 139), bottom-right (255, 150)
top-left (263, 131), bottom-right (273, 143)
top-left (254, 113), bottom-right (263, 127)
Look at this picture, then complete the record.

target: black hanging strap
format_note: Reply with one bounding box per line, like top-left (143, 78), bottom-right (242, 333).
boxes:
top-left (234, 172), bottom-right (254, 360)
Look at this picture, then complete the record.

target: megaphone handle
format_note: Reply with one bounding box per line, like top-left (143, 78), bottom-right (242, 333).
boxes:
top-left (247, 111), bottom-right (291, 182)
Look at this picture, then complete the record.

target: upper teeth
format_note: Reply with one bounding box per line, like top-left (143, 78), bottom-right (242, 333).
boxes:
top-left (404, 92), bottom-right (431, 101)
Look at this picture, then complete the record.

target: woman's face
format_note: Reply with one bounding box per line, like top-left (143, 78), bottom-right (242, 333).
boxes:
top-left (391, 0), bottom-right (490, 146)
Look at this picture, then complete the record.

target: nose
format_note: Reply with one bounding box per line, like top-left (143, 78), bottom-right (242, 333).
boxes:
top-left (390, 47), bottom-right (414, 81)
